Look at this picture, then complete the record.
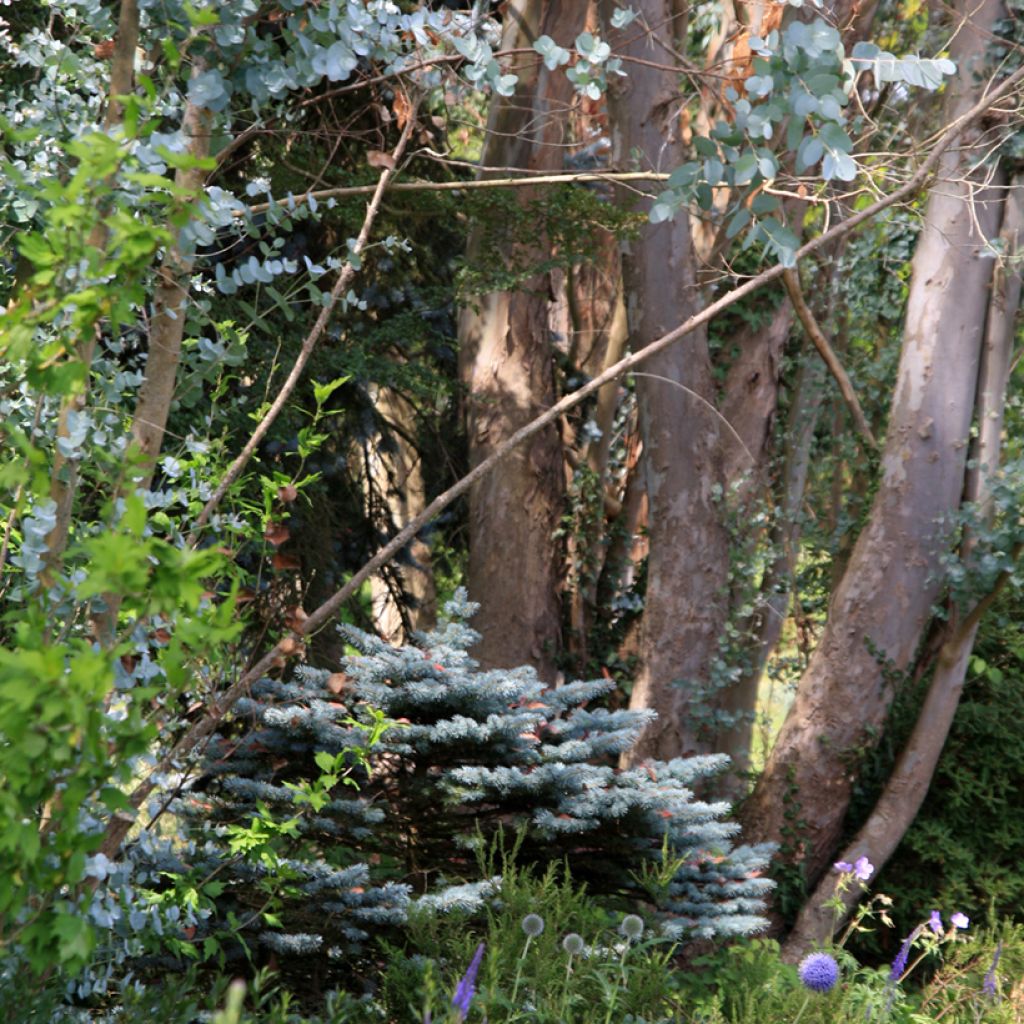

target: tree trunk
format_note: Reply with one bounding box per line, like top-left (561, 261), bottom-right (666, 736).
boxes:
top-left (43, 0), bottom-right (141, 577)
top-left (130, 81), bottom-right (212, 490)
top-left (458, 0), bottom-right (587, 681)
top-left (367, 387), bottom-right (437, 642)
top-left (740, 0), bottom-right (1010, 886)
top-left (600, 0), bottom-right (732, 763)
top-left (781, 170), bottom-right (1021, 957)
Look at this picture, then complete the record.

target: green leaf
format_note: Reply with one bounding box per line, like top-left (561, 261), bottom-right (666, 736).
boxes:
top-left (732, 152), bottom-right (759, 186)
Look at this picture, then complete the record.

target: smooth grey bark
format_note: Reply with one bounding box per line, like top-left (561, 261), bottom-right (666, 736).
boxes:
top-left (740, 0), bottom-right (1012, 887)
top-left (781, 170), bottom-right (1022, 957)
top-left (600, 0), bottom-right (732, 763)
top-left (458, 0), bottom-right (588, 680)
top-left (130, 81), bottom-right (212, 490)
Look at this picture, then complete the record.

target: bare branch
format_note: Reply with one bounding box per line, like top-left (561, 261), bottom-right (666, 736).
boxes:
top-left (242, 170), bottom-right (672, 218)
top-left (782, 267), bottom-right (879, 450)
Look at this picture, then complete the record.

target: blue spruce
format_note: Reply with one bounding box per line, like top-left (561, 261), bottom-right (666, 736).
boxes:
top-left (173, 590), bottom-right (772, 970)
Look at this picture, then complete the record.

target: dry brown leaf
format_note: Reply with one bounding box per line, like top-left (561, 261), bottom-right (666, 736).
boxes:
top-left (264, 522), bottom-right (290, 547)
top-left (326, 672), bottom-right (349, 694)
top-left (367, 149), bottom-right (396, 170)
top-left (271, 552), bottom-right (301, 571)
top-left (277, 484), bottom-right (298, 503)
top-left (278, 636), bottom-right (305, 657)
top-left (393, 89), bottom-right (412, 132)
top-left (93, 40), bottom-right (116, 59)
top-left (284, 605), bottom-right (308, 631)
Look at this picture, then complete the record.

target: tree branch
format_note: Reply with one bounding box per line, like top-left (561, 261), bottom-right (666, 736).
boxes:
top-left (242, 170), bottom-right (671, 218)
top-left (782, 267), bottom-right (878, 450)
top-left (97, 58), bottom-right (1024, 862)
top-left (190, 108), bottom-right (418, 540)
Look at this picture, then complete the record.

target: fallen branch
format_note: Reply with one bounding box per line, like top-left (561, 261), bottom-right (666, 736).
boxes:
top-left (782, 267), bottom-right (879, 450)
top-left (97, 59), bottom-right (1024, 861)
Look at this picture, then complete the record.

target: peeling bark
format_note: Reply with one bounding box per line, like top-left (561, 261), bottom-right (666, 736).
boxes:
top-left (43, 0), bottom-right (141, 576)
top-left (458, 0), bottom-right (588, 680)
top-left (781, 169), bottom-right (1022, 957)
top-left (740, 0), bottom-right (1012, 889)
top-left (600, 0), bottom-right (732, 762)
top-left (130, 81), bottom-right (212, 489)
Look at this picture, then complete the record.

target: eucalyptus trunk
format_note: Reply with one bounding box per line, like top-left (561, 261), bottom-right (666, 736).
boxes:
top-left (781, 168), bottom-right (1021, 957)
top-left (458, 0), bottom-right (587, 681)
top-left (600, 0), bottom-right (732, 763)
top-left (740, 0), bottom-right (1011, 889)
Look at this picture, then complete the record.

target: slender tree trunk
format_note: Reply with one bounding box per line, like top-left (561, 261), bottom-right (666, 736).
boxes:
top-left (458, 0), bottom-right (587, 680)
top-left (600, 0), bottom-right (733, 763)
top-left (740, 0), bottom-right (1011, 888)
top-left (129, 81), bottom-right (212, 489)
top-left (367, 387), bottom-right (437, 642)
top-left (43, 0), bottom-right (140, 575)
top-left (782, 171), bottom-right (1021, 956)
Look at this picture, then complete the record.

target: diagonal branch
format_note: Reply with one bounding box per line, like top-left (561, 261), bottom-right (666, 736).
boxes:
top-left (782, 267), bottom-right (879, 450)
top-left (96, 59), bottom-right (1024, 862)
top-left (189, 110), bottom-right (418, 540)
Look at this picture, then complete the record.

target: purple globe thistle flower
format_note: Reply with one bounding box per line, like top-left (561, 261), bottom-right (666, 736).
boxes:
top-left (798, 952), bottom-right (840, 993)
top-left (452, 942), bottom-right (485, 1022)
top-left (951, 913), bottom-right (969, 930)
top-left (928, 911), bottom-right (944, 934)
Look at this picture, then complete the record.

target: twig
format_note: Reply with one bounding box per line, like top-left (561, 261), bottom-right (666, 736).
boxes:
top-left (782, 268), bottom-right (879, 450)
top-left (189, 109), bottom-right (418, 541)
top-left (96, 59), bottom-right (1024, 862)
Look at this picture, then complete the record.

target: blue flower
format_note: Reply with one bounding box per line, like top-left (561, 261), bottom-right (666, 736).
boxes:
top-left (890, 931), bottom-right (915, 982)
top-left (853, 856), bottom-right (874, 881)
top-left (452, 942), bottom-right (485, 1022)
top-left (798, 952), bottom-right (840, 993)
top-left (834, 860), bottom-right (854, 873)
top-left (951, 912), bottom-right (969, 930)
top-left (928, 911), bottom-right (943, 934)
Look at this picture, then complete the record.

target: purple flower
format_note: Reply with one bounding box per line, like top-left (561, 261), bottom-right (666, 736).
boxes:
top-left (799, 952), bottom-right (840, 993)
top-left (928, 911), bottom-right (943, 934)
top-left (853, 856), bottom-right (874, 881)
top-left (890, 928), bottom-right (919, 982)
top-left (983, 943), bottom-right (1001, 998)
top-left (452, 942), bottom-right (485, 1022)
top-left (951, 913), bottom-right (969, 930)
top-left (834, 861), bottom-right (854, 873)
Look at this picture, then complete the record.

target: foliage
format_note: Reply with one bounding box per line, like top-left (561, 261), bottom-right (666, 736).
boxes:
top-left (134, 591), bottom-right (771, 994)
top-left (847, 587), bottom-right (1024, 960)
